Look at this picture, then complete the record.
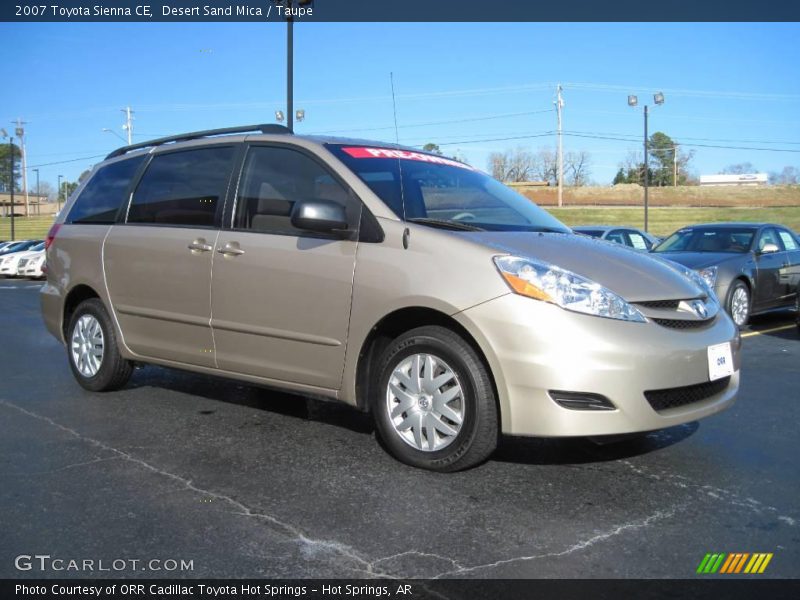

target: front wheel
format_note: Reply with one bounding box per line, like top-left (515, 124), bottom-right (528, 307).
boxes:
top-left (726, 281), bottom-right (750, 329)
top-left (67, 298), bottom-right (132, 392)
top-left (371, 326), bottom-right (498, 472)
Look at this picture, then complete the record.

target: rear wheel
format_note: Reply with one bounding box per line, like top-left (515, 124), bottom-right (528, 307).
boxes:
top-left (371, 326), bottom-right (498, 472)
top-left (67, 298), bottom-right (132, 392)
top-left (726, 281), bottom-right (750, 329)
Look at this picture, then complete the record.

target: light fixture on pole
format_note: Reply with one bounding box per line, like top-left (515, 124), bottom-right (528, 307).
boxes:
top-left (102, 128), bottom-right (128, 143)
top-left (275, 110), bottom-right (285, 123)
top-left (627, 91), bottom-right (665, 233)
top-left (295, 109), bottom-right (305, 123)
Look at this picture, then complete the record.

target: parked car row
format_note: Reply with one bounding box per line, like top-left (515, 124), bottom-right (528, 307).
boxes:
top-left (573, 223), bottom-right (800, 328)
top-left (0, 239), bottom-right (46, 279)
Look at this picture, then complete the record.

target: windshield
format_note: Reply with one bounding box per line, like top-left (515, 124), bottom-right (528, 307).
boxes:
top-left (327, 145), bottom-right (570, 233)
top-left (654, 227), bottom-right (756, 253)
top-left (574, 229), bottom-right (604, 238)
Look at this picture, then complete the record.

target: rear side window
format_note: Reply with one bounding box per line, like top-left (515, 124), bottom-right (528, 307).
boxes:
top-left (66, 156), bottom-right (144, 224)
top-left (128, 146), bottom-right (235, 227)
top-left (778, 230), bottom-right (797, 251)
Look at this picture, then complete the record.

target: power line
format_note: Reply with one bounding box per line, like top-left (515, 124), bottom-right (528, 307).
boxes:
top-left (27, 154), bottom-right (106, 169)
top-left (310, 108), bottom-right (554, 135)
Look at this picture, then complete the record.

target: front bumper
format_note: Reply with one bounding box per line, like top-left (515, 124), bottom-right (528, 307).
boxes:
top-left (455, 294), bottom-right (740, 437)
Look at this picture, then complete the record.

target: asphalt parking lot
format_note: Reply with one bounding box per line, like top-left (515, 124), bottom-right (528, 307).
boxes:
top-left (1, 278), bottom-right (798, 579)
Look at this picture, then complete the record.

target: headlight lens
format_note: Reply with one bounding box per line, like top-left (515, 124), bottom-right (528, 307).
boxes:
top-left (696, 266), bottom-right (718, 290)
top-left (493, 255), bottom-right (645, 322)
top-left (663, 260), bottom-right (718, 301)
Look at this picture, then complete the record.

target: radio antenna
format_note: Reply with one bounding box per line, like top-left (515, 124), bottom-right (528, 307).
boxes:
top-left (390, 72), bottom-right (407, 223)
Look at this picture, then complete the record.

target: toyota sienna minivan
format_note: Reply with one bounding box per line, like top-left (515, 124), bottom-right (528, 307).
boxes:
top-left (41, 124), bottom-right (740, 471)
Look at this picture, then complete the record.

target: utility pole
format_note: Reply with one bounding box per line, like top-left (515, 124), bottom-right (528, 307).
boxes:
top-left (57, 175), bottom-right (63, 213)
top-left (673, 144), bottom-right (678, 187)
top-left (287, 13), bottom-right (293, 132)
top-left (14, 118), bottom-right (28, 217)
top-left (122, 107), bottom-right (134, 145)
top-left (556, 84), bottom-right (564, 207)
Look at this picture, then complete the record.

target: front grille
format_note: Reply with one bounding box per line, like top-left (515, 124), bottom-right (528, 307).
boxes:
top-left (18, 259), bottom-right (28, 267)
top-left (645, 376), bottom-right (731, 412)
top-left (636, 300), bottom-right (681, 310)
top-left (653, 316), bottom-right (716, 330)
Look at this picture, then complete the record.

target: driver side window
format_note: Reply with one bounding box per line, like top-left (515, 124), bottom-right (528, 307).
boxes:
top-left (234, 146), bottom-right (360, 236)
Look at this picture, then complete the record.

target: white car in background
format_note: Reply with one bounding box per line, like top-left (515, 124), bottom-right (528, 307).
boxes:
top-left (0, 242), bottom-right (45, 277)
top-left (18, 250), bottom-right (46, 279)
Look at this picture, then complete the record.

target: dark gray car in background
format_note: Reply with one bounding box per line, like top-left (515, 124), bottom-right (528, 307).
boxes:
top-left (652, 222), bottom-right (800, 327)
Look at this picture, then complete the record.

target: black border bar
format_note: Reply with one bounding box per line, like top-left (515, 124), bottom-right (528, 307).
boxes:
top-left (3, 0), bottom-right (800, 22)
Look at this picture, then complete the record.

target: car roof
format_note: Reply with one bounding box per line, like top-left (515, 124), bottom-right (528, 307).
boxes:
top-left (679, 222), bottom-right (772, 229)
top-left (102, 124), bottom-right (448, 165)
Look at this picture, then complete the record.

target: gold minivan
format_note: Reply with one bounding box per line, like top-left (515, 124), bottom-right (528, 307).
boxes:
top-left (41, 124), bottom-right (740, 471)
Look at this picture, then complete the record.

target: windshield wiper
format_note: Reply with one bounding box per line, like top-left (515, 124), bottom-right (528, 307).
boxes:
top-left (406, 218), bottom-right (485, 232)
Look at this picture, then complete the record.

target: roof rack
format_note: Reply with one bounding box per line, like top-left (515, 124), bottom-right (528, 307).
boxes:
top-left (105, 123), bottom-right (292, 159)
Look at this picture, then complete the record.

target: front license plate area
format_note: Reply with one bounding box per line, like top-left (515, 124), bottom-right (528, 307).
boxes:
top-left (707, 342), bottom-right (734, 381)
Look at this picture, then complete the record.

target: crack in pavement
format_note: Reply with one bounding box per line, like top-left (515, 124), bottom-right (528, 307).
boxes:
top-left (618, 459), bottom-right (798, 526)
top-left (0, 400), bottom-right (394, 579)
top-left (5, 398), bottom-right (789, 581)
top-left (429, 505), bottom-right (684, 578)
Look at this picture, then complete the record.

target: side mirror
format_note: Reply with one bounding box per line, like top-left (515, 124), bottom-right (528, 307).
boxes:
top-left (290, 200), bottom-right (348, 234)
top-left (759, 243), bottom-right (780, 254)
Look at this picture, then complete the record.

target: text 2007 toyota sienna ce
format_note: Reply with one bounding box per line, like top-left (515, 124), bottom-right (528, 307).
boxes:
top-left (40, 124), bottom-right (740, 471)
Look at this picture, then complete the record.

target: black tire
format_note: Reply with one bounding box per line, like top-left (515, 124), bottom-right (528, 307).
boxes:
top-left (66, 298), bottom-right (132, 392)
top-left (371, 325), bottom-right (498, 472)
top-left (725, 280), bottom-right (751, 329)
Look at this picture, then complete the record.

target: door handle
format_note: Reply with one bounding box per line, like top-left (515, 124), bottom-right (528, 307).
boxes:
top-left (188, 239), bottom-right (212, 253)
top-left (217, 242), bottom-right (245, 257)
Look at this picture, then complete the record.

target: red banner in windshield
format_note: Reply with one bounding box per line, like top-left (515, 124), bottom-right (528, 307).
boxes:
top-left (341, 147), bottom-right (474, 171)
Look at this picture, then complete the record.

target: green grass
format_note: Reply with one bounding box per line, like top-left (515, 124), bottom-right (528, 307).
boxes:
top-left (4, 207), bottom-right (799, 242)
top-left (547, 206), bottom-right (800, 237)
top-left (0, 216), bottom-right (56, 241)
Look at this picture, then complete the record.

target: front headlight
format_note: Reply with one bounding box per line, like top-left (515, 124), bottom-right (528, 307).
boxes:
top-left (664, 261), bottom-right (718, 301)
top-left (493, 255), bottom-right (646, 322)
top-left (696, 266), bottom-right (718, 290)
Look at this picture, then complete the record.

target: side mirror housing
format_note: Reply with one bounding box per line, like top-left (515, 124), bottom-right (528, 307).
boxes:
top-left (290, 200), bottom-right (348, 234)
top-left (759, 243), bottom-right (780, 254)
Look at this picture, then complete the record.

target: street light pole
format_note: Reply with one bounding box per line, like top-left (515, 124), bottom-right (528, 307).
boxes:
top-left (9, 136), bottom-right (15, 240)
top-left (287, 13), bottom-right (293, 132)
top-left (643, 104), bottom-right (649, 233)
top-left (628, 92), bottom-right (664, 234)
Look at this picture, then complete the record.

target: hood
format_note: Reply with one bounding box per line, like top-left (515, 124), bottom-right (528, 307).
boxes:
top-left (460, 231), bottom-right (703, 302)
top-left (652, 251), bottom-right (744, 270)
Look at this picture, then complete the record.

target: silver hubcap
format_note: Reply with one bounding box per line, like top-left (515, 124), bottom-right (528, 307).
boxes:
top-left (730, 287), bottom-right (749, 326)
top-left (386, 353), bottom-right (465, 452)
top-left (71, 314), bottom-right (104, 378)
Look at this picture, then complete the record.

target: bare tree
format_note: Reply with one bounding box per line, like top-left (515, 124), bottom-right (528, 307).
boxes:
top-left (532, 148), bottom-right (558, 185)
top-left (488, 148), bottom-right (536, 182)
top-left (769, 166), bottom-right (800, 184)
top-left (720, 162), bottom-right (757, 175)
top-left (565, 150), bottom-right (591, 186)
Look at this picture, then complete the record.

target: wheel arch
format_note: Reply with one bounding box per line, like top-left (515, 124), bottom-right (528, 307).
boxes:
top-left (354, 307), bottom-right (499, 416)
top-left (62, 284), bottom-right (102, 340)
